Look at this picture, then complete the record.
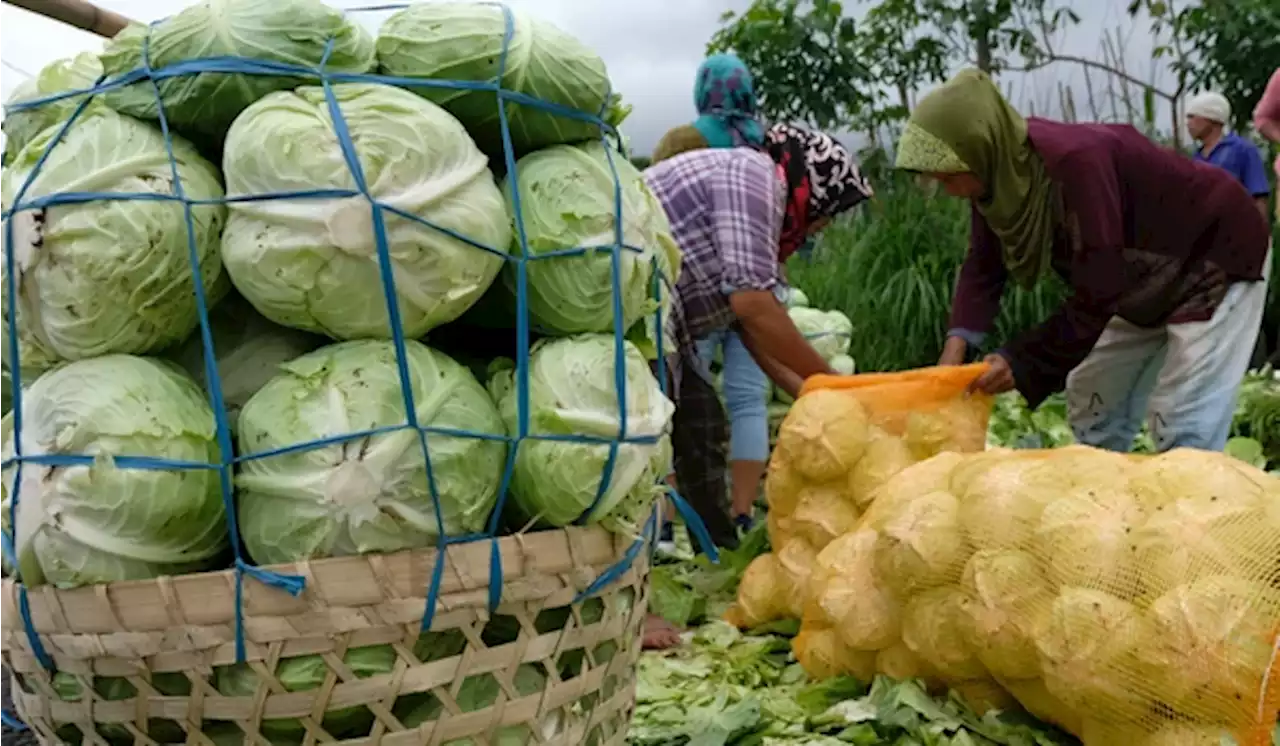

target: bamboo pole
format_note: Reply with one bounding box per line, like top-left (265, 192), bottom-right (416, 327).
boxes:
top-left (2, 0), bottom-right (134, 39)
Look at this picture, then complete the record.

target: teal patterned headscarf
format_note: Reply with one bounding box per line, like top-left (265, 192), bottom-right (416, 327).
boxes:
top-left (692, 53), bottom-right (766, 149)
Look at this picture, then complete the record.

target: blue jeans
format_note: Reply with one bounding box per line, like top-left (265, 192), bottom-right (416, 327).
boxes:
top-left (696, 328), bottom-right (771, 462)
top-left (1067, 250), bottom-right (1271, 453)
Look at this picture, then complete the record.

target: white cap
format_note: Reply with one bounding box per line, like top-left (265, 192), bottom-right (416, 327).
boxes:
top-left (1186, 92), bottom-right (1231, 124)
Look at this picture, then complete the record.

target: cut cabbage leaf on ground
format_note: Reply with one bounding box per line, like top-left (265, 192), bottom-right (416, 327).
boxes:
top-left (1, 52), bottom-right (104, 166)
top-left (376, 2), bottom-right (615, 157)
top-left (2, 356), bottom-right (228, 589)
top-left (630, 620), bottom-right (1075, 746)
top-left (234, 339), bottom-right (507, 564)
top-left (220, 83), bottom-right (512, 341)
top-left (1, 107), bottom-right (227, 373)
top-left (99, 0), bottom-right (376, 149)
top-left (487, 335), bottom-right (673, 536)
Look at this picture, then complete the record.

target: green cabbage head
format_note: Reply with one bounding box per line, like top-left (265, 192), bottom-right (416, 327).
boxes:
top-left (220, 83), bottom-right (512, 340)
top-left (500, 142), bottom-right (681, 338)
top-left (376, 2), bottom-right (614, 156)
top-left (789, 307), bottom-right (853, 360)
top-left (488, 335), bottom-right (674, 536)
top-left (167, 292), bottom-right (326, 433)
top-left (1, 108), bottom-right (227, 373)
top-left (235, 339), bottom-right (506, 564)
top-left (2, 355), bottom-right (228, 589)
top-left (2, 52), bottom-right (104, 165)
top-left (99, 0), bottom-right (375, 147)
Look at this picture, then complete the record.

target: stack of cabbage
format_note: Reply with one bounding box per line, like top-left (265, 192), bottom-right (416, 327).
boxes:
top-left (782, 445), bottom-right (1280, 744)
top-left (725, 371), bottom-right (992, 630)
top-left (1, 0), bottom-right (677, 587)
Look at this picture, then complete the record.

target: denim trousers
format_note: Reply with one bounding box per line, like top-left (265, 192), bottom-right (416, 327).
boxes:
top-left (695, 327), bottom-right (771, 462)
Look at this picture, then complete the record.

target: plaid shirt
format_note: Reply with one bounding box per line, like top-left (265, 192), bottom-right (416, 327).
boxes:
top-left (644, 149), bottom-right (786, 370)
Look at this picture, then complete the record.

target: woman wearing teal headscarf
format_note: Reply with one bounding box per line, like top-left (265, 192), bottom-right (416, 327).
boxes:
top-left (651, 53), bottom-right (765, 161)
top-left (651, 54), bottom-right (774, 544)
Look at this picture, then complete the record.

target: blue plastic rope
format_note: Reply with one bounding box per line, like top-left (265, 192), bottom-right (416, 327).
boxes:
top-left (1, 0), bottom-right (704, 671)
top-left (0, 711), bottom-right (26, 731)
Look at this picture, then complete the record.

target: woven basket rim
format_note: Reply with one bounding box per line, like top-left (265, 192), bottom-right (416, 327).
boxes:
top-left (2, 523), bottom-right (642, 638)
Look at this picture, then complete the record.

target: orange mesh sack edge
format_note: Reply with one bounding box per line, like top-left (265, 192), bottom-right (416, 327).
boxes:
top-left (724, 364), bottom-right (995, 630)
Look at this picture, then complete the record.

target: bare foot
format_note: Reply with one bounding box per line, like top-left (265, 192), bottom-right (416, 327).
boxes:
top-left (641, 615), bottom-right (683, 650)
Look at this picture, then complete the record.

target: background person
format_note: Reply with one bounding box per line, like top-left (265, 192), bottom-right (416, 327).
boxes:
top-left (1186, 91), bottom-right (1271, 219)
top-left (640, 124), bottom-right (873, 648)
top-left (903, 69), bottom-right (1271, 455)
top-left (651, 53), bottom-right (774, 533)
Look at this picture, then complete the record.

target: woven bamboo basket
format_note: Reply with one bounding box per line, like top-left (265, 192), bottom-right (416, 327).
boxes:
top-left (1, 525), bottom-right (650, 745)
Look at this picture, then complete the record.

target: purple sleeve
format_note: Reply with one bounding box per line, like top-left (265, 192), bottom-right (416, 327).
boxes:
top-left (1001, 147), bottom-right (1129, 407)
top-left (948, 205), bottom-right (1008, 344)
top-left (708, 153), bottom-right (784, 294)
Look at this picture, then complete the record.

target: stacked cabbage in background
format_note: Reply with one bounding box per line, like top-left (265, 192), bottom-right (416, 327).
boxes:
top-left (1, 0), bottom-right (676, 587)
top-left (725, 373), bottom-right (991, 630)
top-left (776, 440), bottom-right (1280, 744)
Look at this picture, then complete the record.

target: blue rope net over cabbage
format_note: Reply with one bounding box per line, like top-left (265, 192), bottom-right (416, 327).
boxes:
top-left (0, 1), bottom-right (718, 681)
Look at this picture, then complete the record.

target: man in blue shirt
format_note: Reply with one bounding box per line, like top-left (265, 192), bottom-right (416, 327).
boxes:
top-left (1186, 91), bottom-right (1271, 220)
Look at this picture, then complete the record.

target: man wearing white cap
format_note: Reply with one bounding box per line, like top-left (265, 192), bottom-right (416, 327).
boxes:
top-left (1186, 91), bottom-right (1271, 219)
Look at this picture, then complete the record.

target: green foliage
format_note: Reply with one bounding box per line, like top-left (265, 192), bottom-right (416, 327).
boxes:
top-left (1129, 0), bottom-right (1280, 133)
top-left (708, 0), bottom-right (873, 130)
top-left (708, 0), bottom-right (1078, 132)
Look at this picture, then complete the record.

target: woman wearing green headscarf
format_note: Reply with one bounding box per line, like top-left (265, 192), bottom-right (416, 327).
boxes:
top-left (897, 69), bottom-right (1271, 454)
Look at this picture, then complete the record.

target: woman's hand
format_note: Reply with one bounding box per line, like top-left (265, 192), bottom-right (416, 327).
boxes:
top-left (968, 353), bottom-right (1016, 395)
top-left (939, 336), bottom-right (968, 366)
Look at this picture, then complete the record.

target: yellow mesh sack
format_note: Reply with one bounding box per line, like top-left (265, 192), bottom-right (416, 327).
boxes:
top-left (797, 445), bottom-right (1280, 746)
top-left (725, 365), bottom-right (994, 628)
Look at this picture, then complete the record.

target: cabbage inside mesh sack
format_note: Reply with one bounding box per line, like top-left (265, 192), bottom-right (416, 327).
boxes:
top-left (726, 365), bottom-right (994, 629)
top-left (2, 355), bottom-right (228, 589)
top-left (2, 107), bottom-right (227, 373)
top-left (220, 83), bottom-right (512, 341)
top-left (794, 444), bottom-right (1280, 745)
top-left (234, 339), bottom-right (507, 564)
top-left (487, 335), bottom-right (674, 536)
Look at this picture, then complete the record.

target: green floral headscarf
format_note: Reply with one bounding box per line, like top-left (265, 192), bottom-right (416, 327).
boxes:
top-left (895, 69), bottom-right (1059, 287)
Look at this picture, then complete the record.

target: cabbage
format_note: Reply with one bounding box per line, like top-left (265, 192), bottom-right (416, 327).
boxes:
top-left (1144, 576), bottom-right (1278, 723)
top-left (2, 53), bottom-right (104, 165)
top-left (774, 389), bottom-right (870, 482)
top-left (786, 287), bottom-right (810, 308)
top-left (846, 428), bottom-right (915, 510)
top-left (1035, 588), bottom-right (1157, 721)
top-left (829, 354), bottom-right (856, 375)
top-left (810, 529), bottom-right (900, 650)
top-left (498, 142), bottom-right (680, 338)
top-left (235, 340), bottom-right (506, 564)
top-left (168, 292), bottom-right (326, 432)
top-left (216, 644), bottom-right (399, 740)
top-left (874, 490), bottom-right (967, 598)
top-left (99, 0), bottom-right (375, 147)
top-left (901, 586), bottom-right (987, 681)
top-left (2, 356), bottom-right (227, 588)
top-left (376, 2), bottom-right (613, 156)
top-left (395, 663), bottom-right (556, 744)
top-left (958, 549), bottom-right (1051, 679)
top-left (487, 335), bottom-right (674, 534)
top-left (220, 83), bottom-right (512, 341)
top-left (788, 307), bottom-right (852, 360)
top-left (2, 108), bottom-right (227, 372)
top-left (1035, 484), bottom-right (1147, 593)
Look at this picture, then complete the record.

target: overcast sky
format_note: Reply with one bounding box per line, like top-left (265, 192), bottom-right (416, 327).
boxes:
top-left (0, 0), bottom-right (1185, 155)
